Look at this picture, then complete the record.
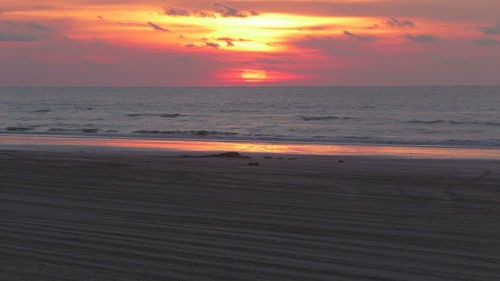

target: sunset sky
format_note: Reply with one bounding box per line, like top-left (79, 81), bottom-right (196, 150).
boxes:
top-left (1, 0), bottom-right (499, 86)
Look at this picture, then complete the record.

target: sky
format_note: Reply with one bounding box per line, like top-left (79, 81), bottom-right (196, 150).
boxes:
top-left (0, 0), bottom-right (499, 86)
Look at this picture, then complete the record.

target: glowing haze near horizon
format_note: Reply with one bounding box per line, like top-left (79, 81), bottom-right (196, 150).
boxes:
top-left (1, 0), bottom-right (499, 86)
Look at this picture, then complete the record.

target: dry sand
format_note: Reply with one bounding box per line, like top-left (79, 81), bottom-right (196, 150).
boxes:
top-left (0, 148), bottom-right (499, 281)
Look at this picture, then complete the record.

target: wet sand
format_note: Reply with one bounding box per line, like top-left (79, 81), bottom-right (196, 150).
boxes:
top-left (0, 149), bottom-right (499, 281)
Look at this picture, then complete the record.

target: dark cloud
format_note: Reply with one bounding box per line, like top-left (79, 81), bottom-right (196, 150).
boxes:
top-left (205, 42), bottom-right (220, 48)
top-left (148, 21), bottom-right (169, 32)
top-left (403, 33), bottom-right (440, 43)
top-left (473, 38), bottom-right (499, 46)
top-left (217, 37), bottom-right (235, 47)
top-left (343, 30), bottom-right (375, 42)
top-left (2, 20), bottom-right (17, 25)
top-left (2, 20), bottom-right (49, 30)
top-left (164, 3), bottom-right (258, 18)
top-left (184, 41), bottom-right (225, 49)
top-left (384, 17), bottom-right (414, 28)
top-left (212, 2), bottom-right (247, 17)
top-left (0, 32), bottom-right (38, 42)
top-left (164, 7), bottom-right (191, 16)
top-left (297, 25), bottom-right (331, 31)
top-left (26, 22), bottom-right (49, 30)
top-left (197, 10), bottom-right (213, 17)
top-left (478, 22), bottom-right (500, 35)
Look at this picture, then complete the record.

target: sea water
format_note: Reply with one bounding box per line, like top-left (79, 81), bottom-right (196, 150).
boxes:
top-left (1, 86), bottom-right (499, 148)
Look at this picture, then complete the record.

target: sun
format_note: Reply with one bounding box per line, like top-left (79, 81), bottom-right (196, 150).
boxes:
top-left (241, 69), bottom-right (267, 83)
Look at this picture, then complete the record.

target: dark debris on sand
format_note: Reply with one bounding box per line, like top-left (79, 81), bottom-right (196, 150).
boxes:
top-left (182, 151), bottom-right (251, 159)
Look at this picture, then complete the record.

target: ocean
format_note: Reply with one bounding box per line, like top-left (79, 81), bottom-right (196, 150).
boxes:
top-left (1, 86), bottom-right (499, 148)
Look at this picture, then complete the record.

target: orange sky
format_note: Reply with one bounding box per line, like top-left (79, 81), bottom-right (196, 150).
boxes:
top-left (1, 0), bottom-right (499, 86)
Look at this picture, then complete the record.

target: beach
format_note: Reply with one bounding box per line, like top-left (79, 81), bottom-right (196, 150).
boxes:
top-left (1, 147), bottom-right (499, 281)
top-left (3, 0), bottom-right (500, 278)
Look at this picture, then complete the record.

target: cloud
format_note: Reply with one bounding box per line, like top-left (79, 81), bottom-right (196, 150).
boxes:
top-left (164, 7), bottom-right (191, 16)
top-left (164, 3), bottom-right (258, 18)
top-left (26, 22), bottom-right (49, 30)
top-left (403, 33), bottom-right (440, 43)
top-left (183, 37), bottom-right (249, 49)
top-left (217, 37), bottom-right (236, 47)
top-left (148, 21), bottom-right (169, 32)
top-left (478, 22), bottom-right (500, 35)
top-left (473, 38), bottom-right (499, 46)
top-left (384, 17), bottom-right (414, 28)
top-left (2, 20), bottom-right (49, 30)
top-left (205, 42), bottom-right (220, 48)
top-left (343, 30), bottom-right (375, 42)
top-left (2, 20), bottom-right (16, 26)
top-left (212, 2), bottom-right (248, 17)
top-left (0, 32), bottom-right (38, 42)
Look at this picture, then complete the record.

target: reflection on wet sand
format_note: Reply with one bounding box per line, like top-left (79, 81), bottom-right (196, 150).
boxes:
top-left (1, 135), bottom-right (500, 159)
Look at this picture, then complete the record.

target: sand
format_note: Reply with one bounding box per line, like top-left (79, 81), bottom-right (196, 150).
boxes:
top-left (0, 148), bottom-right (499, 281)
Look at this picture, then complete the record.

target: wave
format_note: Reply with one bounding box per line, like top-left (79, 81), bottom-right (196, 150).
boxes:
top-left (407, 120), bottom-right (446, 124)
top-left (48, 128), bottom-right (70, 132)
top-left (48, 128), bottom-right (99, 133)
top-left (81, 128), bottom-right (99, 133)
top-left (126, 113), bottom-right (184, 118)
top-left (133, 130), bottom-right (238, 136)
top-left (450, 121), bottom-right (500, 127)
top-left (5, 127), bottom-right (34, 132)
top-left (408, 120), bottom-right (500, 127)
top-left (32, 109), bottom-right (51, 113)
top-left (301, 116), bottom-right (356, 121)
top-left (327, 136), bottom-right (500, 148)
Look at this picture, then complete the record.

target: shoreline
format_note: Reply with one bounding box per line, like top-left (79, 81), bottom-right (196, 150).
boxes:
top-left (2, 134), bottom-right (500, 159)
top-left (2, 131), bottom-right (500, 149)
